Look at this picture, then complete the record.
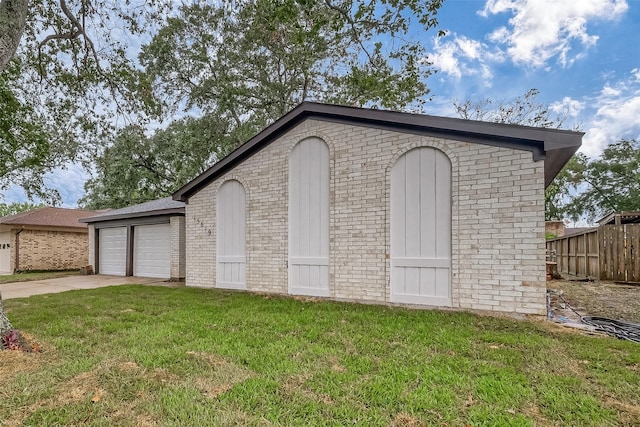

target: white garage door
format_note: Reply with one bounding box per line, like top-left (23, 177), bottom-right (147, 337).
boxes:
top-left (133, 223), bottom-right (171, 278)
top-left (99, 227), bottom-right (127, 276)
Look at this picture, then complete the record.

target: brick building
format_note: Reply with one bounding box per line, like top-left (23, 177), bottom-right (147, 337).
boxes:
top-left (173, 103), bottom-right (582, 315)
top-left (0, 207), bottom-right (98, 273)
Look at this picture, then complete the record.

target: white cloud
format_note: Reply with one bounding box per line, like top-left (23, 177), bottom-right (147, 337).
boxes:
top-left (480, 0), bottom-right (628, 68)
top-left (429, 34), bottom-right (503, 83)
top-left (550, 97), bottom-right (584, 118)
top-left (430, 38), bottom-right (462, 79)
top-left (581, 69), bottom-right (640, 156)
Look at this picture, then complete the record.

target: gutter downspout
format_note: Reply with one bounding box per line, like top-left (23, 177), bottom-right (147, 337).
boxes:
top-left (15, 228), bottom-right (23, 273)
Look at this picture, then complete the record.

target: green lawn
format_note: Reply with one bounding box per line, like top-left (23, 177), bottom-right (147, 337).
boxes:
top-left (1, 286), bottom-right (638, 426)
top-left (0, 270), bottom-right (79, 284)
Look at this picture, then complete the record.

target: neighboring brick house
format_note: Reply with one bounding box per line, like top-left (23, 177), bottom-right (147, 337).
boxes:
top-left (79, 197), bottom-right (185, 280)
top-left (172, 103), bottom-right (582, 316)
top-left (0, 207), bottom-right (99, 273)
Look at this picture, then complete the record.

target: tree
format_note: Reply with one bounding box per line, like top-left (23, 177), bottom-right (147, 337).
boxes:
top-left (563, 140), bottom-right (640, 223)
top-left (453, 89), bottom-right (567, 128)
top-left (0, 0), bottom-right (170, 348)
top-left (141, 0), bottom-right (445, 136)
top-left (544, 156), bottom-right (580, 221)
top-left (0, 201), bottom-right (43, 217)
top-left (80, 116), bottom-right (237, 209)
top-left (0, 0), bottom-right (167, 203)
top-left (453, 88), bottom-right (580, 221)
top-left (81, 0), bottom-right (446, 208)
top-left (0, 294), bottom-right (12, 338)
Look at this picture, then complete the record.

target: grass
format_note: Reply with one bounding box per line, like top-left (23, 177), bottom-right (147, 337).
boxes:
top-left (1, 285), bottom-right (639, 426)
top-left (0, 270), bottom-right (79, 285)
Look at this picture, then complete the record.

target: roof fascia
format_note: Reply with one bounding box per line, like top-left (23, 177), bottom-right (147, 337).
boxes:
top-left (79, 208), bottom-right (184, 224)
top-left (173, 102), bottom-right (583, 201)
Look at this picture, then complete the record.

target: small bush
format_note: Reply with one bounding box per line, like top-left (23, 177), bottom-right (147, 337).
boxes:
top-left (1, 329), bottom-right (35, 352)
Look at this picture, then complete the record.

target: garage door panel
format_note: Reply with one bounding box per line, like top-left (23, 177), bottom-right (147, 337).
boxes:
top-left (99, 227), bottom-right (127, 276)
top-left (134, 224), bottom-right (170, 278)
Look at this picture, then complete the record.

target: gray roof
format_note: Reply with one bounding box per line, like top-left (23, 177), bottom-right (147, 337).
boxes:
top-left (79, 197), bottom-right (184, 223)
top-left (173, 102), bottom-right (583, 202)
top-left (598, 211), bottom-right (640, 225)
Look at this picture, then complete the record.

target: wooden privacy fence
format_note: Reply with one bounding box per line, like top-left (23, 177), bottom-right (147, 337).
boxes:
top-left (546, 229), bottom-right (599, 278)
top-left (599, 225), bottom-right (640, 282)
top-left (546, 224), bottom-right (640, 282)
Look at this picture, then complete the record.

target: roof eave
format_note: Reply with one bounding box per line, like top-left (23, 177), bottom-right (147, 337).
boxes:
top-left (173, 102), bottom-right (583, 201)
top-left (79, 207), bottom-right (185, 224)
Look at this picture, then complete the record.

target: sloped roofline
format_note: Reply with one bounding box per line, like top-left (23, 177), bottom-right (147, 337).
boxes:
top-left (173, 102), bottom-right (583, 202)
top-left (0, 206), bottom-right (96, 229)
top-left (79, 197), bottom-right (184, 224)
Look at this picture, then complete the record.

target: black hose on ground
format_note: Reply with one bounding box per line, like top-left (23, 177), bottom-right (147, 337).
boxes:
top-left (548, 289), bottom-right (640, 343)
top-left (581, 317), bottom-right (640, 343)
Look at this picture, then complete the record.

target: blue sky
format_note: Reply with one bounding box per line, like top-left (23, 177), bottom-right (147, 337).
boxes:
top-left (424, 0), bottom-right (640, 156)
top-left (3, 0), bottom-right (640, 207)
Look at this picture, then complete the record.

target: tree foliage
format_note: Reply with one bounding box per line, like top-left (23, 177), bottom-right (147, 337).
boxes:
top-left (0, 201), bottom-right (43, 217)
top-left (561, 140), bottom-right (640, 223)
top-left (0, 64), bottom-right (54, 201)
top-left (80, 0), bottom-right (445, 209)
top-left (544, 156), bottom-right (580, 221)
top-left (0, 0), bottom-right (168, 203)
top-left (141, 0), bottom-right (444, 137)
top-left (80, 116), bottom-right (237, 209)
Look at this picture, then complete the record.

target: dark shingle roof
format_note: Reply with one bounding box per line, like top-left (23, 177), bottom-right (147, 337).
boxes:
top-left (173, 102), bottom-right (583, 202)
top-left (0, 207), bottom-right (98, 229)
top-left (79, 197), bottom-right (184, 223)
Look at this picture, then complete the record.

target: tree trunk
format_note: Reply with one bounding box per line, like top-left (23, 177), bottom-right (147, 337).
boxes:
top-left (0, 290), bottom-right (13, 337)
top-left (0, 0), bottom-right (30, 73)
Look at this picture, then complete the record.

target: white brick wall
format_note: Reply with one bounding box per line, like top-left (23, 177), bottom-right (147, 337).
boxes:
top-left (170, 216), bottom-right (186, 279)
top-left (185, 119), bottom-right (547, 315)
top-left (88, 224), bottom-right (95, 270)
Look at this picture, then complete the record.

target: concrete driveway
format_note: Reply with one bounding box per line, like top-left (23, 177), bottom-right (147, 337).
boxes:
top-left (0, 275), bottom-right (172, 300)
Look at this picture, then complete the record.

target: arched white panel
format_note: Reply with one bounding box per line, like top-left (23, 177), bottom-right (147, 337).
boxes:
top-left (217, 180), bottom-right (246, 289)
top-left (289, 137), bottom-right (330, 296)
top-left (391, 147), bottom-right (451, 305)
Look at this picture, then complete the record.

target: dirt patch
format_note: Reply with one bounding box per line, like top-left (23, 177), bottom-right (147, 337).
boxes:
top-left (185, 351), bottom-right (255, 399)
top-left (391, 412), bottom-right (422, 426)
top-left (0, 334), bottom-right (51, 382)
top-left (521, 403), bottom-right (557, 427)
top-left (1, 359), bottom-right (168, 426)
top-left (281, 373), bottom-right (335, 405)
top-left (0, 350), bottom-right (41, 380)
top-left (548, 280), bottom-right (640, 324)
top-left (604, 397), bottom-right (640, 425)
